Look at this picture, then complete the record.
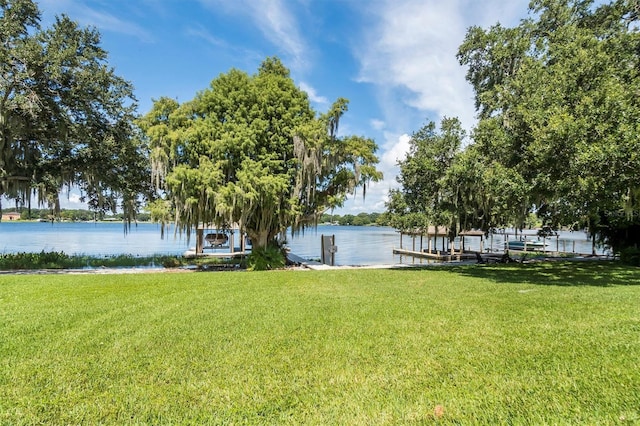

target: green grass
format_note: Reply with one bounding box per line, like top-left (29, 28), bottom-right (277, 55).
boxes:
top-left (1, 262), bottom-right (639, 424)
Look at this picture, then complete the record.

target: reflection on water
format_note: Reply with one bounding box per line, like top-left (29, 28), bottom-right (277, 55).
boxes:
top-left (0, 222), bottom-right (606, 266)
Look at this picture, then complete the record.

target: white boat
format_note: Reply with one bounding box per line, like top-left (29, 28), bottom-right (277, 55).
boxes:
top-left (205, 232), bottom-right (228, 247)
top-left (507, 238), bottom-right (546, 251)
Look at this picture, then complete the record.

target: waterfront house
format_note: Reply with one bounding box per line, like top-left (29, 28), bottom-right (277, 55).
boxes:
top-left (1, 211), bottom-right (21, 221)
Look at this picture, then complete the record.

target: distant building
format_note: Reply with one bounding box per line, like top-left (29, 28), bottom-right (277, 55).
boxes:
top-left (1, 212), bottom-right (21, 221)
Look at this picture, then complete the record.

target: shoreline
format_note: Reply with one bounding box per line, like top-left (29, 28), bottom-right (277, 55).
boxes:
top-left (0, 255), bottom-right (615, 276)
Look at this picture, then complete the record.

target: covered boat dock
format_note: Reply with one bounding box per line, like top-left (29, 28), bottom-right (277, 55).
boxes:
top-left (392, 226), bottom-right (484, 261)
top-left (183, 224), bottom-right (251, 258)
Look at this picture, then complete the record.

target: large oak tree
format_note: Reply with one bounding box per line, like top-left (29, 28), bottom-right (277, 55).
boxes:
top-left (456, 0), bottom-right (639, 251)
top-left (0, 0), bottom-right (149, 221)
top-left (140, 58), bottom-right (381, 251)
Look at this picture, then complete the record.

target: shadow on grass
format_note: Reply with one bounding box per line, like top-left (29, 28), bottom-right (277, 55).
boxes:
top-left (397, 260), bottom-right (640, 287)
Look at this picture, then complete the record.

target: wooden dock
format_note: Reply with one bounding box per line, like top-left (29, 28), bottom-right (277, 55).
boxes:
top-left (393, 248), bottom-right (477, 262)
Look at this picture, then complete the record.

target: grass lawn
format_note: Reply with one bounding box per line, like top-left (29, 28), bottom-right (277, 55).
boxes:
top-left (1, 261), bottom-right (639, 424)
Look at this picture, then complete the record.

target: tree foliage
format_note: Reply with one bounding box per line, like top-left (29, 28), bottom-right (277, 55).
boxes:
top-left (139, 58), bottom-right (381, 251)
top-left (0, 0), bottom-right (149, 222)
top-left (385, 117), bottom-right (466, 236)
top-left (456, 0), bottom-right (639, 251)
top-left (389, 0), bottom-right (639, 253)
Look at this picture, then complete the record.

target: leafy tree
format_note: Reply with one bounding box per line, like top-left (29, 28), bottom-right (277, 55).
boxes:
top-left (337, 214), bottom-right (354, 226)
top-left (319, 213), bottom-right (337, 223)
top-left (374, 211), bottom-right (393, 226)
top-left (458, 0), bottom-right (640, 252)
top-left (139, 58), bottom-right (381, 255)
top-left (350, 212), bottom-right (370, 226)
top-left (441, 142), bottom-right (532, 233)
top-left (0, 0), bottom-right (149, 223)
top-left (318, 211), bottom-right (381, 225)
top-left (386, 117), bottom-right (466, 237)
top-left (60, 209), bottom-right (93, 222)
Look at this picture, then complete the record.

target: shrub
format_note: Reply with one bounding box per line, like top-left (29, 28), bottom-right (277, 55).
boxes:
top-left (619, 247), bottom-right (640, 266)
top-left (0, 251), bottom-right (80, 270)
top-left (246, 243), bottom-right (286, 271)
top-left (161, 256), bottom-right (183, 268)
top-left (0, 252), bottom-right (187, 270)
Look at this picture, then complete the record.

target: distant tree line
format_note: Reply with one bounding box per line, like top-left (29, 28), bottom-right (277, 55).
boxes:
top-left (11, 206), bottom-right (380, 226)
top-left (320, 212), bottom-right (388, 226)
top-left (12, 208), bottom-right (151, 222)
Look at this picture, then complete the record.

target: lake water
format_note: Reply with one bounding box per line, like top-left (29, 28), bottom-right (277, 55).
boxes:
top-left (0, 222), bottom-right (606, 266)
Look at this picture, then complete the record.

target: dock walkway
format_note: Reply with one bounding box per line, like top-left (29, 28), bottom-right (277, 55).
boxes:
top-left (392, 248), bottom-right (477, 262)
top-left (286, 253), bottom-right (333, 270)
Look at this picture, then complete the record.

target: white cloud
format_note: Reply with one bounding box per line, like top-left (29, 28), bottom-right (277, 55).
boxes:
top-left (82, 9), bottom-right (154, 42)
top-left (299, 82), bottom-right (328, 104)
top-left (185, 24), bottom-right (228, 48)
top-left (370, 119), bottom-right (385, 131)
top-left (68, 193), bottom-right (82, 204)
top-left (356, 1), bottom-right (474, 132)
top-left (254, 0), bottom-right (306, 68)
top-left (199, 0), bottom-right (308, 70)
top-left (58, 190), bottom-right (87, 210)
top-left (340, 132), bottom-right (410, 213)
top-left (354, 0), bottom-right (530, 134)
top-left (377, 132), bottom-right (411, 196)
top-left (336, 0), bottom-right (530, 213)
top-left (38, 0), bottom-right (154, 42)
top-left (184, 23), bottom-right (264, 65)
top-left (340, 180), bottom-right (391, 214)
top-left (381, 133), bottom-right (411, 173)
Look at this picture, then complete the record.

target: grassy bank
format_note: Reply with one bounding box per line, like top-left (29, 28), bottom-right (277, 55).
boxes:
top-left (0, 251), bottom-right (240, 270)
top-left (1, 262), bottom-right (639, 424)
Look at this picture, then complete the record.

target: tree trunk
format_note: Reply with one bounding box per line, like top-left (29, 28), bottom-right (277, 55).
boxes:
top-left (247, 228), bottom-right (273, 251)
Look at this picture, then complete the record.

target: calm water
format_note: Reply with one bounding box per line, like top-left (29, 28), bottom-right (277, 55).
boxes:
top-left (0, 222), bottom-right (404, 265)
top-left (0, 222), bottom-right (605, 266)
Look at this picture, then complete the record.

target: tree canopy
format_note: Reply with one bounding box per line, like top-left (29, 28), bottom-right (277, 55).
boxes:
top-left (389, 0), bottom-right (639, 253)
top-left (0, 0), bottom-right (149, 221)
top-left (458, 0), bottom-right (639, 250)
top-left (139, 57), bottom-right (381, 250)
top-left (386, 117), bottom-right (466, 236)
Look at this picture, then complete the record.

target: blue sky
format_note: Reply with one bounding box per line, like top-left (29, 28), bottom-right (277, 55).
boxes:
top-left (37, 0), bottom-right (531, 214)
